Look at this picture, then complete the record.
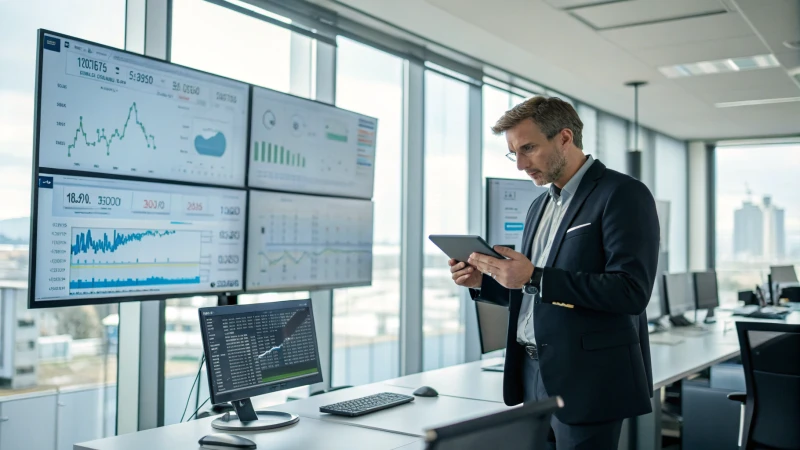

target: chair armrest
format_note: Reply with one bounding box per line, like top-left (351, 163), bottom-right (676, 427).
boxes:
top-left (727, 392), bottom-right (747, 403)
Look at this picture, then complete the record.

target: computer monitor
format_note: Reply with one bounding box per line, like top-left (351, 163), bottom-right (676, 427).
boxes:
top-left (646, 252), bottom-right (668, 323)
top-left (664, 273), bottom-right (695, 326)
top-left (245, 190), bottom-right (374, 292)
top-left (485, 178), bottom-right (548, 251)
top-left (693, 271), bottom-right (719, 323)
top-left (476, 301), bottom-right (508, 354)
top-left (424, 396), bottom-right (562, 450)
top-left (34, 30), bottom-right (249, 187)
top-left (30, 173), bottom-right (246, 308)
top-left (248, 85), bottom-right (378, 199)
top-left (771, 265), bottom-right (798, 284)
top-left (199, 299), bottom-right (323, 430)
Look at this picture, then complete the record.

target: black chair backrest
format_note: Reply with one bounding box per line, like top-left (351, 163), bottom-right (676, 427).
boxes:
top-left (425, 397), bottom-right (561, 450)
top-left (736, 321), bottom-right (800, 449)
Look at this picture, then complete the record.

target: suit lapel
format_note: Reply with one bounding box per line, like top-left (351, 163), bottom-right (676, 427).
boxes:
top-left (523, 194), bottom-right (549, 260)
top-left (545, 161), bottom-right (606, 267)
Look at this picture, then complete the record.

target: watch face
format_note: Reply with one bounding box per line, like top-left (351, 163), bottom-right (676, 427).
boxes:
top-left (524, 285), bottom-right (539, 295)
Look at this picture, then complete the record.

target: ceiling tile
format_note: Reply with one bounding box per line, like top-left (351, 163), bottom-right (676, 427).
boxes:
top-left (600, 12), bottom-right (753, 50)
top-left (733, 0), bottom-right (800, 54)
top-left (573, 0), bottom-right (727, 30)
top-left (635, 35), bottom-right (767, 66)
top-left (672, 67), bottom-right (799, 104)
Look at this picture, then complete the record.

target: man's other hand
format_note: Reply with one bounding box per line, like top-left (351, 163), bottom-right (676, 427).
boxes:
top-left (449, 258), bottom-right (482, 289)
top-left (468, 246), bottom-right (534, 290)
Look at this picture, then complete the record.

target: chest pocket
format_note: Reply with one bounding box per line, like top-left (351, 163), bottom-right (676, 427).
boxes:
top-left (563, 222), bottom-right (594, 241)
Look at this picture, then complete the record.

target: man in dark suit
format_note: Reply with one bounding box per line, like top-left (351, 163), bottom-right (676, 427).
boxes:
top-left (450, 97), bottom-right (659, 449)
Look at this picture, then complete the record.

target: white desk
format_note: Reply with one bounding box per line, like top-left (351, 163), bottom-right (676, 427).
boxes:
top-left (384, 359), bottom-right (505, 403)
top-left (75, 311), bottom-right (800, 450)
top-left (74, 414), bottom-right (421, 450)
top-left (263, 382), bottom-right (509, 437)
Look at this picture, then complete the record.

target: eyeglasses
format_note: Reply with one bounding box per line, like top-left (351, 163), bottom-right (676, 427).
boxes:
top-left (505, 152), bottom-right (518, 162)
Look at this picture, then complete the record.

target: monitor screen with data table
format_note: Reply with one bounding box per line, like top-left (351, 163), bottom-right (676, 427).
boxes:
top-left (246, 190), bottom-right (374, 292)
top-left (485, 178), bottom-right (547, 251)
top-left (30, 173), bottom-right (246, 307)
top-left (664, 272), bottom-right (696, 316)
top-left (35, 30), bottom-right (249, 187)
top-left (199, 300), bottom-right (323, 405)
top-left (248, 86), bottom-right (378, 199)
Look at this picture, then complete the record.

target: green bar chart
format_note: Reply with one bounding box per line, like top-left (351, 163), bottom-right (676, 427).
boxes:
top-left (253, 141), bottom-right (306, 167)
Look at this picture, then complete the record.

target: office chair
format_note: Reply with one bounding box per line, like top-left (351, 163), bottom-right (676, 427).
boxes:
top-left (727, 321), bottom-right (800, 449)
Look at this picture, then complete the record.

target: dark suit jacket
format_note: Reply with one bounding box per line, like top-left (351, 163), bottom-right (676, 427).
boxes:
top-left (472, 159), bottom-right (659, 425)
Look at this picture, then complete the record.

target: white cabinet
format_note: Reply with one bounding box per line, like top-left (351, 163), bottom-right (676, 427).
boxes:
top-left (0, 394), bottom-right (57, 450)
top-left (57, 389), bottom-right (111, 450)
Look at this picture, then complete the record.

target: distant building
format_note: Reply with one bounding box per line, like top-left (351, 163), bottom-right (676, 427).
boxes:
top-left (762, 196), bottom-right (786, 261)
top-left (734, 200), bottom-right (763, 258)
top-left (733, 195), bottom-right (786, 261)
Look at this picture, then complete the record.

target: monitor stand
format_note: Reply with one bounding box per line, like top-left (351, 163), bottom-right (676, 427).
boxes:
top-left (703, 307), bottom-right (716, 324)
top-left (211, 398), bottom-right (299, 431)
top-left (669, 315), bottom-right (694, 327)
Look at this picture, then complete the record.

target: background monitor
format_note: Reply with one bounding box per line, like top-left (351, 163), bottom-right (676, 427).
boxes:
top-left (35, 30), bottom-right (249, 187)
top-left (246, 190), bottom-right (374, 292)
top-left (770, 265), bottom-right (798, 284)
top-left (248, 85), bottom-right (378, 199)
top-left (485, 178), bottom-right (547, 251)
top-left (199, 300), bottom-right (322, 429)
top-left (475, 300), bottom-right (508, 354)
top-left (646, 251), bottom-right (668, 321)
top-left (693, 271), bottom-right (720, 310)
top-left (30, 172), bottom-right (246, 308)
top-left (664, 272), bottom-right (695, 316)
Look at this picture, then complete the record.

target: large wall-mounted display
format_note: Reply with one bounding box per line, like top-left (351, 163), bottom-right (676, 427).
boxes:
top-left (35, 30), bottom-right (249, 187)
top-left (31, 173), bottom-right (246, 307)
top-left (248, 86), bottom-right (378, 199)
top-left (246, 190), bottom-right (373, 292)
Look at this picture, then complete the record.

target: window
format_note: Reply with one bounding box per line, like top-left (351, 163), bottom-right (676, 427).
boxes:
top-left (482, 84), bottom-right (528, 181)
top-left (423, 70), bottom-right (470, 371)
top-left (171, 0), bottom-right (308, 94)
top-left (163, 296), bottom-right (216, 426)
top-left (597, 112), bottom-right (628, 173)
top-left (715, 143), bottom-right (800, 305)
top-left (655, 134), bottom-right (688, 272)
top-left (0, 0), bottom-right (125, 445)
top-left (577, 104), bottom-right (598, 158)
top-left (332, 37), bottom-right (404, 386)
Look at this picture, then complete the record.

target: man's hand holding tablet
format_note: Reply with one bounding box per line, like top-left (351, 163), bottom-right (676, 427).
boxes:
top-left (430, 235), bottom-right (534, 290)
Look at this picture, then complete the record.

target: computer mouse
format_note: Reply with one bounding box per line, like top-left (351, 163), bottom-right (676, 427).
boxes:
top-left (413, 386), bottom-right (439, 397)
top-left (199, 433), bottom-right (257, 449)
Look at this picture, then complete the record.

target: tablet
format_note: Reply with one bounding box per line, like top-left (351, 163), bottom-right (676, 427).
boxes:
top-left (428, 235), bottom-right (507, 263)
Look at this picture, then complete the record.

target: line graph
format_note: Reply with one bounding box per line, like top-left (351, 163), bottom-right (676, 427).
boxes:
top-left (246, 191), bottom-right (374, 290)
top-left (257, 336), bottom-right (292, 358)
top-left (258, 246), bottom-right (371, 269)
top-left (71, 228), bottom-right (175, 256)
top-left (67, 102), bottom-right (156, 156)
top-left (69, 227), bottom-right (202, 293)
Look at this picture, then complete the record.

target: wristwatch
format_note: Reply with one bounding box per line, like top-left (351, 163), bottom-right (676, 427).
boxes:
top-left (523, 267), bottom-right (544, 295)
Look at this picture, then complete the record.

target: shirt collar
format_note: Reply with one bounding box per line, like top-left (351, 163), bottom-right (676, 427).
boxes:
top-left (549, 155), bottom-right (594, 203)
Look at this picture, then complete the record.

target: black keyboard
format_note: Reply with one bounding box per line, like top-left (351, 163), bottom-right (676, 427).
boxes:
top-left (319, 392), bottom-right (414, 417)
top-left (747, 311), bottom-right (789, 320)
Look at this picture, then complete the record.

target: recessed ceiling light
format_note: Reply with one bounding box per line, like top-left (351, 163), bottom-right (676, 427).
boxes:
top-left (715, 97), bottom-right (800, 108)
top-left (659, 54), bottom-right (779, 79)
